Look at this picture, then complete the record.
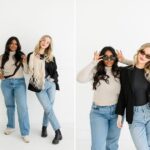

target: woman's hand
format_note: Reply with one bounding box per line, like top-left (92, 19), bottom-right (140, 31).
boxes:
top-left (116, 50), bottom-right (125, 62)
top-left (0, 72), bottom-right (4, 79)
top-left (117, 115), bottom-right (123, 128)
top-left (21, 55), bottom-right (27, 63)
top-left (93, 51), bottom-right (103, 62)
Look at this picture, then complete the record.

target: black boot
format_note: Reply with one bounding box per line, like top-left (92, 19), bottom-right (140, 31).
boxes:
top-left (52, 129), bottom-right (62, 144)
top-left (41, 126), bottom-right (48, 137)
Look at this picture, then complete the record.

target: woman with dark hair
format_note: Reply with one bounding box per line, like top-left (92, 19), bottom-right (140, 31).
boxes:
top-left (116, 43), bottom-right (150, 150)
top-left (77, 46), bottom-right (132, 150)
top-left (0, 36), bottom-right (30, 143)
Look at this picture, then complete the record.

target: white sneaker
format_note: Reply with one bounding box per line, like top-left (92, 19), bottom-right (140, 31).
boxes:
top-left (4, 128), bottom-right (15, 135)
top-left (22, 135), bottom-right (30, 143)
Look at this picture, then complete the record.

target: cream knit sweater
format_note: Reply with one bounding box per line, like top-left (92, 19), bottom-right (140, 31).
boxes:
top-left (77, 59), bottom-right (133, 106)
top-left (0, 51), bottom-right (28, 78)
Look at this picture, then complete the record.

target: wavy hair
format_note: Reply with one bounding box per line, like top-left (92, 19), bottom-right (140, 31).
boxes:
top-left (133, 43), bottom-right (150, 81)
top-left (93, 46), bottom-right (120, 90)
top-left (1, 36), bottom-right (24, 69)
top-left (34, 35), bottom-right (53, 62)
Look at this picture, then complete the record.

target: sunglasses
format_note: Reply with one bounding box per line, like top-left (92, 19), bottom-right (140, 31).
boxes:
top-left (139, 49), bottom-right (150, 59)
top-left (102, 55), bottom-right (116, 61)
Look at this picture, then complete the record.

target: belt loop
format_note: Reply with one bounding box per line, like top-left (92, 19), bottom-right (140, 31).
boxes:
top-left (134, 106), bottom-right (138, 112)
top-left (92, 103), bottom-right (99, 110)
top-left (92, 102), bottom-right (96, 108)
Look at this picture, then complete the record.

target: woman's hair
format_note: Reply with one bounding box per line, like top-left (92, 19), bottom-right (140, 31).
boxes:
top-left (34, 35), bottom-right (53, 62)
top-left (93, 46), bottom-right (120, 90)
top-left (1, 36), bottom-right (24, 69)
top-left (134, 43), bottom-right (150, 80)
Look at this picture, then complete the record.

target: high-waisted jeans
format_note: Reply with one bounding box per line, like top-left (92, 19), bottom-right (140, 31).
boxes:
top-left (35, 79), bottom-right (60, 131)
top-left (1, 78), bottom-right (30, 136)
top-left (90, 103), bottom-right (121, 150)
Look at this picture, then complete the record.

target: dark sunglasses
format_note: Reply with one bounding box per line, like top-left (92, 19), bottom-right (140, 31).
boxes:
top-left (139, 49), bottom-right (150, 59)
top-left (102, 55), bottom-right (116, 61)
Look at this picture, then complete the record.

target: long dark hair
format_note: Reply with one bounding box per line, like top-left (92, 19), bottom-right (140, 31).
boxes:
top-left (93, 46), bottom-right (120, 90)
top-left (1, 36), bottom-right (24, 69)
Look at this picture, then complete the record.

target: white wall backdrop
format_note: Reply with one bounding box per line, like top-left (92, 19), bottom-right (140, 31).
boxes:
top-left (0, 0), bottom-right (75, 150)
top-left (76, 0), bottom-right (150, 150)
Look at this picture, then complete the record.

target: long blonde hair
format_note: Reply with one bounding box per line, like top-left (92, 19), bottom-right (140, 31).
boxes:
top-left (34, 35), bottom-right (53, 62)
top-left (134, 43), bottom-right (150, 80)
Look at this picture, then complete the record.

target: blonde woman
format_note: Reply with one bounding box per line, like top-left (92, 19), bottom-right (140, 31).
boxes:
top-left (27, 35), bottom-right (62, 144)
top-left (116, 43), bottom-right (150, 150)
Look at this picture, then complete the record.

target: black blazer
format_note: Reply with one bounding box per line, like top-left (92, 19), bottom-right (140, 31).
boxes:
top-left (27, 52), bottom-right (60, 90)
top-left (45, 57), bottom-right (60, 90)
top-left (116, 65), bottom-right (150, 124)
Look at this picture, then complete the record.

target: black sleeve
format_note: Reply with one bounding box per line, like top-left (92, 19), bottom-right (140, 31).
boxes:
top-left (53, 57), bottom-right (59, 80)
top-left (27, 52), bottom-right (33, 65)
top-left (116, 68), bottom-right (126, 116)
top-left (53, 57), bottom-right (60, 90)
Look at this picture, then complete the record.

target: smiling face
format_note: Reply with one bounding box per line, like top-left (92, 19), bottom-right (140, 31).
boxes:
top-left (137, 47), bottom-right (150, 66)
top-left (9, 40), bottom-right (18, 51)
top-left (103, 50), bottom-right (116, 67)
top-left (39, 37), bottom-right (51, 50)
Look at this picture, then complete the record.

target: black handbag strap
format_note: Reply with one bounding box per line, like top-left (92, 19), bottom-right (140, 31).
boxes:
top-left (4, 62), bottom-right (22, 79)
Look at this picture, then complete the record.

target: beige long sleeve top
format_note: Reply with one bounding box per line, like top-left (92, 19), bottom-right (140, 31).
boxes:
top-left (0, 51), bottom-right (28, 79)
top-left (77, 59), bottom-right (133, 106)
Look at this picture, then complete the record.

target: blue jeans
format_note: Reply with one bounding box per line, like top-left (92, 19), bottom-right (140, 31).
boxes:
top-left (1, 78), bottom-right (30, 136)
top-left (36, 80), bottom-right (60, 131)
top-left (129, 103), bottom-right (150, 150)
top-left (90, 103), bottom-right (121, 150)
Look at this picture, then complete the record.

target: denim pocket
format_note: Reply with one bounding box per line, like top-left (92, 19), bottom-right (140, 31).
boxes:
top-left (128, 120), bottom-right (140, 130)
top-left (133, 111), bottom-right (144, 123)
top-left (90, 105), bottom-right (99, 115)
top-left (91, 106), bottom-right (99, 111)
